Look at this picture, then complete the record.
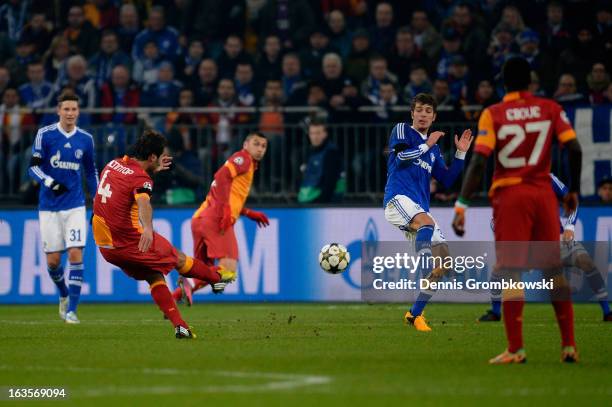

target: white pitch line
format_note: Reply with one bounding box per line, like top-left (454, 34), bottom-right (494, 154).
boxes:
top-left (0, 365), bottom-right (332, 397)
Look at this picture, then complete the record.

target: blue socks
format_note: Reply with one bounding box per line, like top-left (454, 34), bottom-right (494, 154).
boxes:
top-left (410, 225), bottom-right (435, 317)
top-left (600, 300), bottom-right (611, 316)
top-left (411, 291), bottom-right (434, 317)
top-left (584, 268), bottom-right (609, 316)
top-left (67, 262), bottom-right (84, 313)
top-left (415, 225), bottom-right (434, 257)
top-left (47, 265), bottom-right (69, 298)
top-left (490, 272), bottom-right (503, 316)
top-left (491, 300), bottom-right (502, 316)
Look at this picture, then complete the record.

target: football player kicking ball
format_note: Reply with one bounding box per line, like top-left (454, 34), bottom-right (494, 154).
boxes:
top-left (383, 93), bottom-right (473, 332)
top-left (92, 130), bottom-right (236, 338)
top-left (172, 132), bottom-right (270, 304)
top-left (478, 173), bottom-right (611, 323)
top-left (452, 57), bottom-right (583, 363)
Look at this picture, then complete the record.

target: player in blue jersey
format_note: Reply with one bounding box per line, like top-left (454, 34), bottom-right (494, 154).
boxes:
top-left (383, 93), bottom-right (473, 331)
top-left (28, 90), bottom-right (99, 324)
top-left (479, 173), bottom-right (612, 322)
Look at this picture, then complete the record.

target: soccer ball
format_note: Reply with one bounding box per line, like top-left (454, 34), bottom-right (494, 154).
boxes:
top-left (319, 243), bottom-right (350, 274)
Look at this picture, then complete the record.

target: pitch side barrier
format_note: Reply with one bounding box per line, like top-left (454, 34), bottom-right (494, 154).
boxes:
top-left (0, 206), bottom-right (609, 303)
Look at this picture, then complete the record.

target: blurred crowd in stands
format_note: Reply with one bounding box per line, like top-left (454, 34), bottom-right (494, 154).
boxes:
top-left (0, 0), bottom-right (611, 203)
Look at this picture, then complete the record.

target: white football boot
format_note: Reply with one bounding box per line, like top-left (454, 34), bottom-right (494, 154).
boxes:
top-left (65, 311), bottom-right (80, 324)
top-left (59, 297), bottom-right (68, 320)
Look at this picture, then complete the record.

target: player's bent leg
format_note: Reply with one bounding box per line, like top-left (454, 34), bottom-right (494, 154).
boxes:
top-left (212, 258), bottom-right (238, 294)
top-left (406, 213), bottom-right (437, 328)
top-left (175, 250), bottom-right (228, 285)
top-left (65, 247), bottom-right (84, 323)
top-left (574, 253), bottom-right (611, 320)
top-left (544, 268), bottom-right (577, 360)
top-left (145, 273), bottom-right (194, 339)
top-left (480, 265), bottom-right (503, 322)
top-left (500, 270), bottom-right (525, 356)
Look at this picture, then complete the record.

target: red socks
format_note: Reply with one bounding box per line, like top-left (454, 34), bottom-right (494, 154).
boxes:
top-left (177, 256), bottom-right (220, 284)
top-left (172, 279), bottom-right (211, 301)
top-left (150, 281), bottom-right (187, 328)
top-left (503, 299), bottom-right (524, 353)
top-left (552, 300), bottom-right (576, 348)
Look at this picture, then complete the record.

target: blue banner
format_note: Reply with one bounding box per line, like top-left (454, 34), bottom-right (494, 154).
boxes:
top-left (565, 105), bottom-right (612, 196)
top-left (0, 207), bottom-right (610, 303)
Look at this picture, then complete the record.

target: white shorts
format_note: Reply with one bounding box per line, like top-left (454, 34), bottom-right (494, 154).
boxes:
top-left (39, 206), bottom-right (87, 253)
top-left (560, 238), bottom-right (588, 267)
top-left (384, 195), bottom-right (446, 244)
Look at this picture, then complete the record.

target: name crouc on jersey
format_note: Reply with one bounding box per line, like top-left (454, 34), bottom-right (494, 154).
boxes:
top-left (506, 106), bottom-right (541, 121)
top-left (108, 160), bottom-right (134, 175)
top-left (50, 151), bottom-right (80, 170)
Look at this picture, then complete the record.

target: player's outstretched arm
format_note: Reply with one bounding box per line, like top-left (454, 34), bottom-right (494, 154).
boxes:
top-left (241, 208), bottom-right (270, 228)
top-left (431, 129), bottom-right (473, 188)
top-left (452, 152), bottom-right (487, 237)
top-left (136, 195), bottom-right (154, 252)
top-left (395, 131), bottom-right (445, 163)
top-left (563, 138), bottom-right (582, 214)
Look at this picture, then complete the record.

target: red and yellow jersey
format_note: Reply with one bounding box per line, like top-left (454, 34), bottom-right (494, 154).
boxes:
top-left (474, 91), bottom-right (576, 194)
top-left (92, 156), bottom-right (153, 248)
top-left (193, 149), bottom-right (256, 220)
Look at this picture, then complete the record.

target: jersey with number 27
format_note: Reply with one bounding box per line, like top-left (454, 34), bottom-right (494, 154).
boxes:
top-left (474, 91), bottom-right (576, 193)
top-left (92, 156), bottom-right (153, 248)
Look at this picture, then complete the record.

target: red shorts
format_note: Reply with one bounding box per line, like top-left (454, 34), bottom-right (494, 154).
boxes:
top-left (191, 212), bottom-right (238, 263)
top-left (492, 183), bottom-right (561, 269)
top-left (99, 232), bottom-right (178, 281)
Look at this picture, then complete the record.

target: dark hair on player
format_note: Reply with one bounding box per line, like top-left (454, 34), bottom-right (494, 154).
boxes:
top-left (128, 129), bottom-right (167, 160)
top-left (245, 131), bottom-right (267, 141)
top-left (411, 93), bottom-right (437, 113)
top-left (503, 57), bottom-right (531, 92)
top-left (57, 90), bottom-right (80, 106)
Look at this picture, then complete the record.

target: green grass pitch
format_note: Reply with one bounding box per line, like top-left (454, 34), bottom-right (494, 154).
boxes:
top-left (0, 303), bottom-right (611, 406)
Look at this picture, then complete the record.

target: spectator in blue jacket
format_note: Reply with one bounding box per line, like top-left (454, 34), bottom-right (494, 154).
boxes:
top-left (132, 6), bottom-right (181, 62)
top-left (88, 30), bottom-right (132, 88)
top-left (141, 61), bottom-right (182, 107)
top-left (18, 60), bottom-right (52, 109)
top-left (132, 40), bottom-right (164, 89)
top-left (298, 119), bottom-right (344, 204)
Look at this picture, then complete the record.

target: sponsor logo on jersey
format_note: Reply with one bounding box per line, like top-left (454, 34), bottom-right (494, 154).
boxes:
top-left (413, 158), bottom-right (432, 173)
top-left (50, 150), bottom-right (80, 170)
top-left (64, 142), bottom-right (72, 148)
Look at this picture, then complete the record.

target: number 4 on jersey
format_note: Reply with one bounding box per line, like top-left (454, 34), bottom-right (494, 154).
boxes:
top-left (97, 170), bottom-right (112, 203)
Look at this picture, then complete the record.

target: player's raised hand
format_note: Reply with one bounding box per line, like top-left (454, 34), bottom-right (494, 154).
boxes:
top-left (452, 211), bottom-right (465, 237)
top-left (138, 227), bottom-right (154, 252)
top-left (156, 153), bottom-right (173, 172)
top-left (426, 131), bottom-right (445, 148)
top-left (455, 129), bottom-right (474, 152)
top-left (243, 208), bottom-right (270, 228)
top-left (562, 192), bottom-right (578, 215)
